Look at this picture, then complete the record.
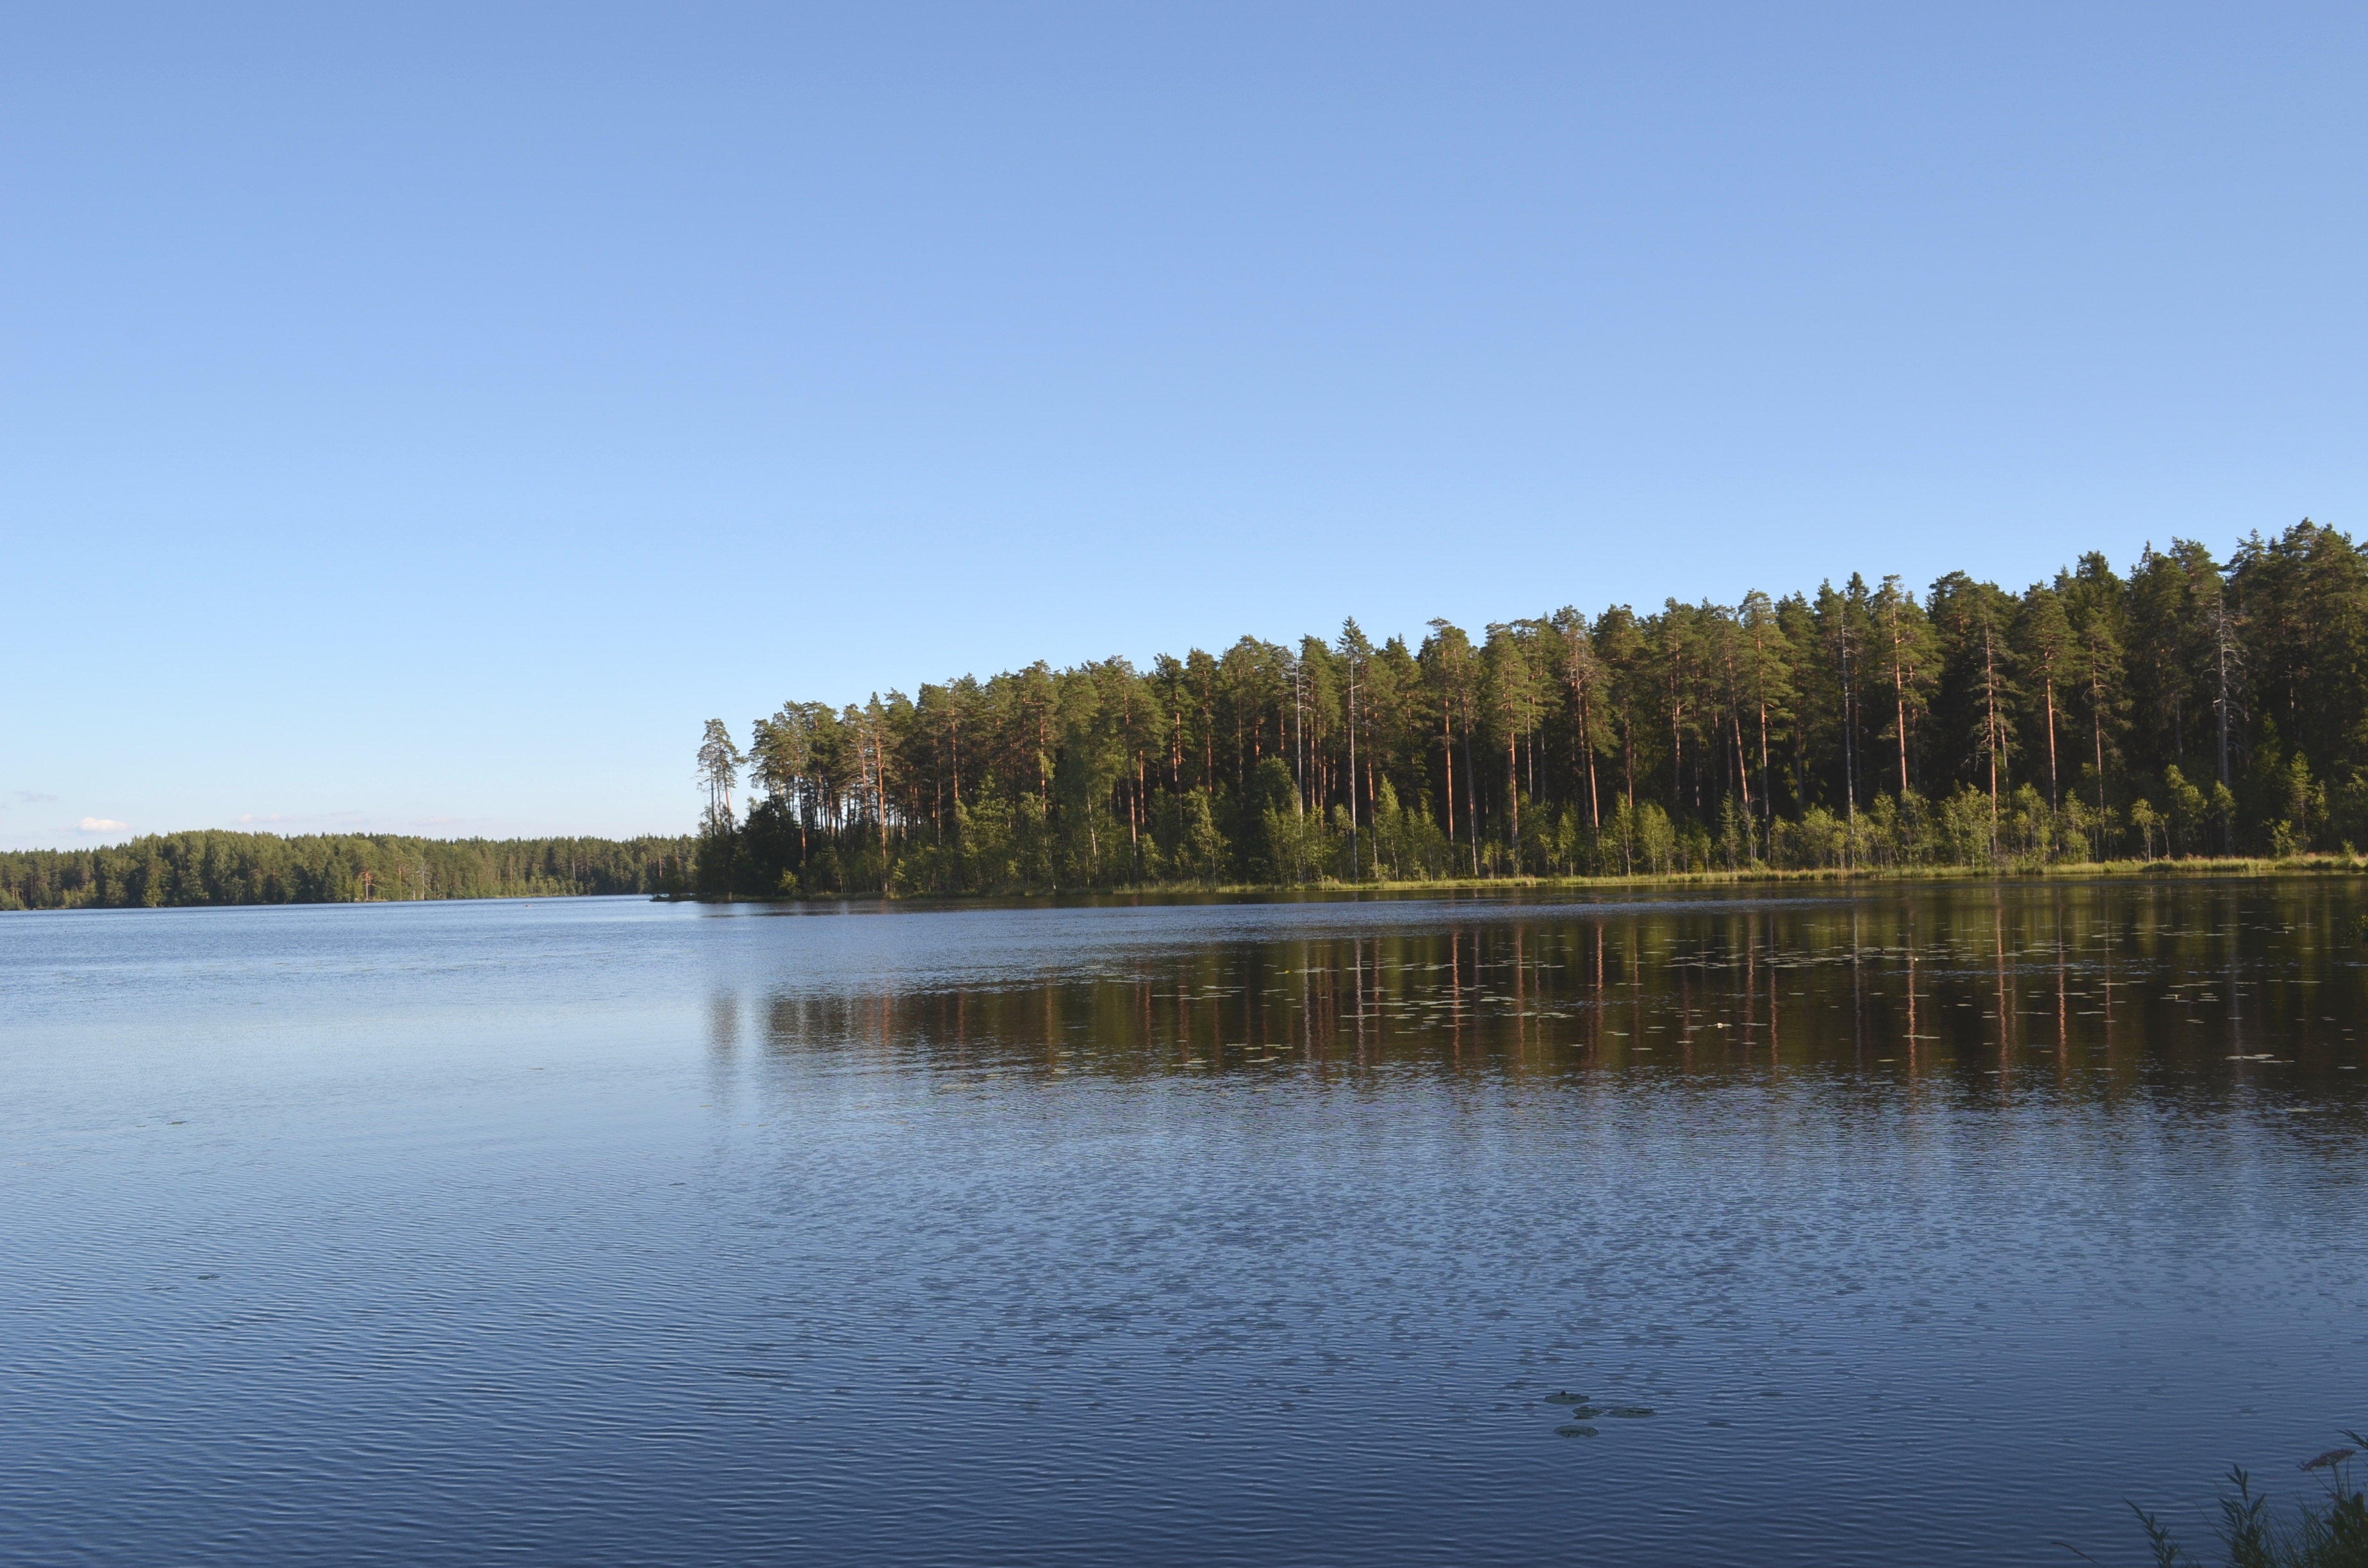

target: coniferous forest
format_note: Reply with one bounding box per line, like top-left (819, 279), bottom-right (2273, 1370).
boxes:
top-left (0, 833), bottom-right (695, 911)
top-left (13, 521), bottom-right (2367, 912)
top-left (693, 521), bottom-right (2368, 897)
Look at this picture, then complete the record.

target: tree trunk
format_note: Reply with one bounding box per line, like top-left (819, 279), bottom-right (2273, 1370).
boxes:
top-left (1506, 727), bottom-right (1519, 860)
top-left (1345, 662), bottom-right (1360, 880)
top-left (1580, 687), bottom-right (1600, 829)
top-left (2044, 674), bottom-right (2059, 810)
top-left (2092, 674), bottom-right (2105, 817)
top-left (1461, 698), bottom-right (1480, 876)
top-left (1984, 630), bottom-right (2001, 843)
top-left (1442, 698), bottom-right (1456, 850)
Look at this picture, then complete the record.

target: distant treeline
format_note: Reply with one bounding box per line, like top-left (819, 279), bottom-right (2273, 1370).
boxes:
top-left (0, 831), bottom-right (696, 911)
top-left (691, 519), bottom-right (2368, 896)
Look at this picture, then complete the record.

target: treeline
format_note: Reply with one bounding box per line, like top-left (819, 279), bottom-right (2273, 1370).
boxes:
top-left (0, 831), bottom-right (696, 911)
top-left (694, 519), bottom-right (2368, 897)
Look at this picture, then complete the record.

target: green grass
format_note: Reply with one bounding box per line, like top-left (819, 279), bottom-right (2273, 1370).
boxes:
top-left (2129, 1436), bottom-right (2368, 1567)
top-left (895, 853), bottom-right (2368, 901)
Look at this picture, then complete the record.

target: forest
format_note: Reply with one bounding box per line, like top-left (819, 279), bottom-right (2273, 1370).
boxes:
top-left (0, 831), bottom-right (695, 911)
top-left (693, 519), bottom-right (2368, 897)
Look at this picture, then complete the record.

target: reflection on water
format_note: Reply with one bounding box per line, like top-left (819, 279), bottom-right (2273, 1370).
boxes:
top-left (733, 881), bottom-right (2368, 1101)
top-left (3, 880), bottom-right (2365, 1568)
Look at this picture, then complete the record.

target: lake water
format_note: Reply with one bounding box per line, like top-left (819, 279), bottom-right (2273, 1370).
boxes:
top-left (4, 881), bottom-right (2365, 1565)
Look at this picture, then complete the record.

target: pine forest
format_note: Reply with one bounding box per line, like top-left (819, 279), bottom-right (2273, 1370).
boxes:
top-left (0, 833), bottom-right (695, 911)
top-left (695, 521), bottom-right (2368, 897)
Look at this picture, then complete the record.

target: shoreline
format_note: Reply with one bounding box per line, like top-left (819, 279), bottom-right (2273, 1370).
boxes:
top-left (682, 853), bottom-right (2368, 904)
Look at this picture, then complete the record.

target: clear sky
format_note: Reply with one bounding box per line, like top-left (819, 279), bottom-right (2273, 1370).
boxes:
top-left (6, 3), bottom-right (2364, 849)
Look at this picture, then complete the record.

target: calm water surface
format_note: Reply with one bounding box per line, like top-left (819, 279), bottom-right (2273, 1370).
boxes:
top-left (4, 881), bottom-right (2365, 1565)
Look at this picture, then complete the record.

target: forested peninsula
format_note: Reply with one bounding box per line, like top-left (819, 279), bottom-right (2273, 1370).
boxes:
top-left (694, 519), bottom-right (2368, 897)
top-left (0, 833), bottom-right (694, 911)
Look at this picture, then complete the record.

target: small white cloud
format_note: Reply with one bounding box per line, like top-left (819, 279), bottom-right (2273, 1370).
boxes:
top-left (237, 813), bottom-right (292, 824)
top-left (77, 817), bottom-right (129, 833)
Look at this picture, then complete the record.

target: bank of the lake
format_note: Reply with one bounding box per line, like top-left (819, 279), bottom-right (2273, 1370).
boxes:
top-left (686, 851), bottom-right (2368, 903)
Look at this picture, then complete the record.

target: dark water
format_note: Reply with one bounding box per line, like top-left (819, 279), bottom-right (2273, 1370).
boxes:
top-left (4, 881), bottom-right (2365, 1566)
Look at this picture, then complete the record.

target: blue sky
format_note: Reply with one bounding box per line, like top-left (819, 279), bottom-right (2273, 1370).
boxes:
top-left (5, 3), bottom-right (2364, 848)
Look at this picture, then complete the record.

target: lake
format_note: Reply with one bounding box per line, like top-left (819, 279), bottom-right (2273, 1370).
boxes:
top-left (3, 881), bottom-right (2364, 1565)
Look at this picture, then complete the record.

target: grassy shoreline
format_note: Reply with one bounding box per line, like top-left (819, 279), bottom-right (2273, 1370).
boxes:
top-left (686, 853), bottom-right (2368, 902)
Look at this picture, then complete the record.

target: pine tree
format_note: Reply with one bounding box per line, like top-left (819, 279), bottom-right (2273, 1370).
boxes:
top-left (697, 719), bottom-right (743, 829)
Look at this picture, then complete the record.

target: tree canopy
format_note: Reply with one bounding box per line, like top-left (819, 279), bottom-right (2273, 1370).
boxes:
top-left (0, 831), bottom-right (694, 911)
top-left (696, 521), bottom-right (2368, 895)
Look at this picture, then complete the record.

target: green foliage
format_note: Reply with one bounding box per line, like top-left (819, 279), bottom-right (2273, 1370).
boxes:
top-left (693, 519), bottom-right (2368, 895)
top-left (0, 831), bottom-right (694, 911)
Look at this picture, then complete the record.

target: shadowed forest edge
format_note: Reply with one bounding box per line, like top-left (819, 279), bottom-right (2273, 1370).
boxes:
top-left (694, 521), bottom-right (2368, 898)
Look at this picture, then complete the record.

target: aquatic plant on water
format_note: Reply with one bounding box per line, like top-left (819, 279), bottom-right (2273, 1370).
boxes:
top-left (2129, 1433), bottom-right (2368, 1567)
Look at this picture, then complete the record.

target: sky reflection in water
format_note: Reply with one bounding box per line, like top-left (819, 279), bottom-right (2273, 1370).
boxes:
top-left (3, 881), bottom-right (2365, 1566)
